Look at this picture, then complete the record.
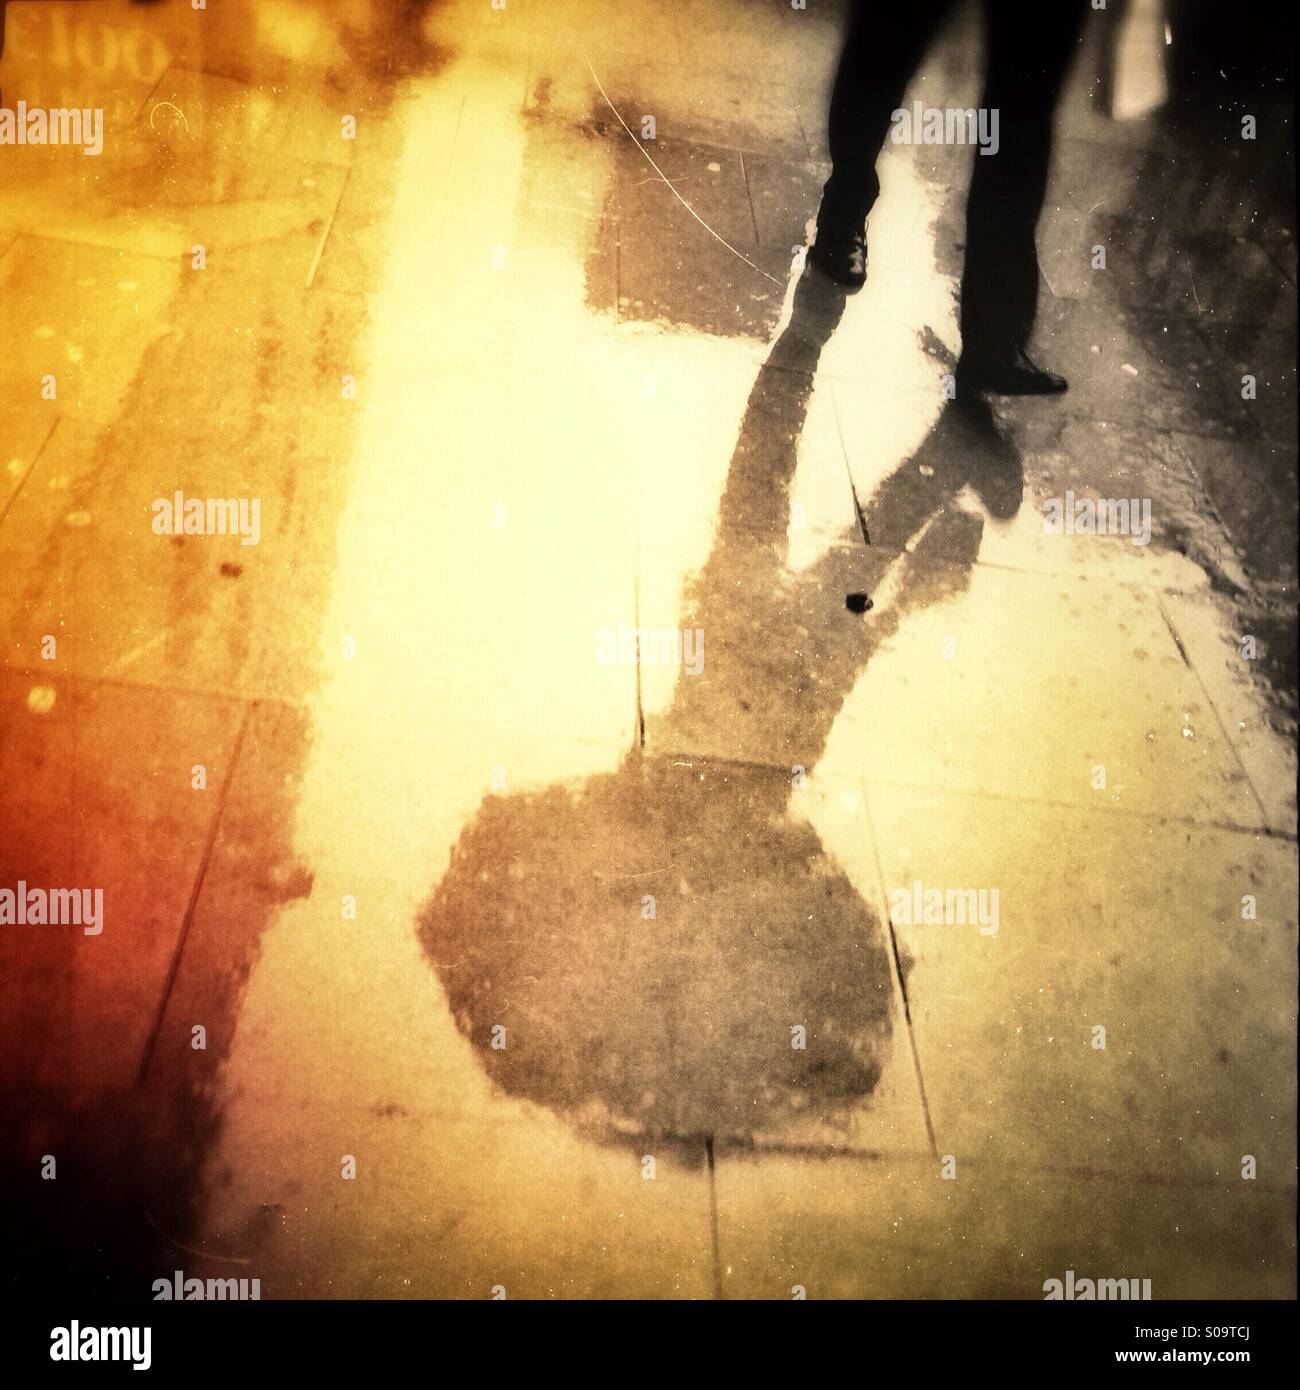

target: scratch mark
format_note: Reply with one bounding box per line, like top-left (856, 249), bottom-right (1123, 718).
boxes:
top-left (585, 56), bottom-right (783, 287)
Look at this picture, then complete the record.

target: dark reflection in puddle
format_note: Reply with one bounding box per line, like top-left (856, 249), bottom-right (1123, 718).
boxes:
top-left (420, 268), bottom-right (1023, 1152)
top-left (422, 753), bottom-right (893, 1150)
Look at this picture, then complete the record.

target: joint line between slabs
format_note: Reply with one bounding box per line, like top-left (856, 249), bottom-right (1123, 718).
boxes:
top-left (861, 777), bottom-right (940, 1164)
top-left (136, 698), bottom-right (255, 1087)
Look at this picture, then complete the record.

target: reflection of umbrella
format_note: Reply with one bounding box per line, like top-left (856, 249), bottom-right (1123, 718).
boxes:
top-left (421, 753), bottom-right (896, 1151)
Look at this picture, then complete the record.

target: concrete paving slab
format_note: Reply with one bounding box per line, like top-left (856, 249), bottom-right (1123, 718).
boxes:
top-left (713, 1147), bottom-right (1295, 1298)
top-left (968, 415), bottom-right (1250, 594)
top-left (0, 669), bottom-right (242, 1094)
top-left (1193, 322), bottom-right (1299, 451)
top-left (202, 1102), bottom-right (715, 1298)
top-left (1160, 588), bottom-right (1297, 834)
top-left (740, 151), bottom-right (826, 255)
top-left (0, 271), bottom-right (367, 702)
top-left (0, 234), bottom-right (179, 429)
top-left (868, 783), bottom-right (1297, 1183)
top-left (1040, 298), bottom-right (1265, 443)
top-left (831, 562), bottom-right (1262, 827)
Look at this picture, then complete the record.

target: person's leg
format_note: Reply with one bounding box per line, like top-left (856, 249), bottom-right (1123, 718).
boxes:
top-left (811, 0), bottom-right (952, 287)
top-left (957, 0), bottom-right (1088, 391)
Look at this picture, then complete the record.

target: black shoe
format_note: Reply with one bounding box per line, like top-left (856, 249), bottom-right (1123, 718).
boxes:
top-left (957, 349), bottom-right (1068, 397)
top-left (808, 224), bottom-right (867, 291)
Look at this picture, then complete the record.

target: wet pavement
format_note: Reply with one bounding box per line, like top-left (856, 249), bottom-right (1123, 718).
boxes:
top-left (0, 0), bottom-right (1295, 1298)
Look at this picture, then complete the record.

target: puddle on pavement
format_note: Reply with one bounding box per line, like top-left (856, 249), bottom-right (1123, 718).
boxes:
top-left (420, 751), bottom-right (895, 1150)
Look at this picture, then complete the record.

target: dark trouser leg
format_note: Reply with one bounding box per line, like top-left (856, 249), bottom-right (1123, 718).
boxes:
top-left (819, 0), bottom-right (954, 232)
top-left (958, 0), bottom-right (1088, 364)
